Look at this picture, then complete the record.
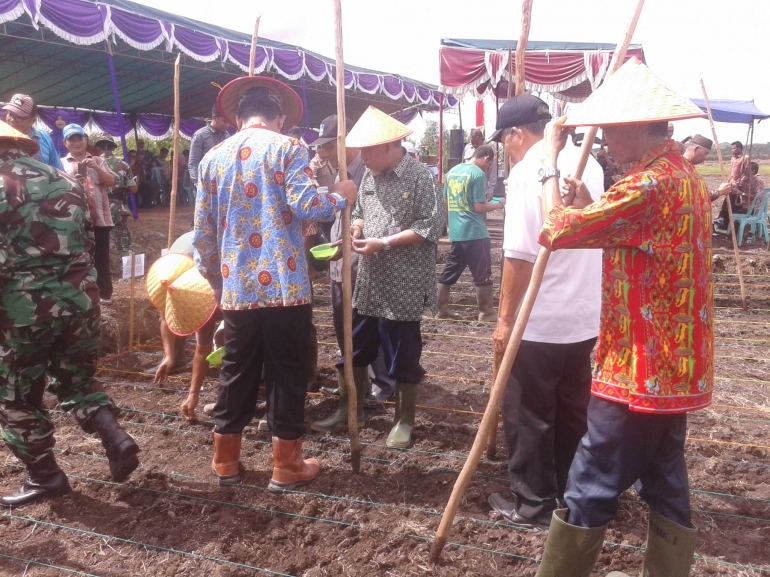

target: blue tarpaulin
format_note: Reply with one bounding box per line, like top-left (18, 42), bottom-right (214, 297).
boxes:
top-left (690, 99), bottom-right (769, 124)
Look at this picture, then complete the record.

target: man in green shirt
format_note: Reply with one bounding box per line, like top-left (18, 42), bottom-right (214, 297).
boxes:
top-left (438, 145), bottom-right (505, 321)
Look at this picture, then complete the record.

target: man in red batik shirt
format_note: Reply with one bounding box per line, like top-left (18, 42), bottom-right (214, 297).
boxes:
top-left (532, 60), bottom-right (713, 577)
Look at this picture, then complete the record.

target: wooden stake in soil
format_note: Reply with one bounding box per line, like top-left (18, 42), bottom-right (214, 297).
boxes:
top-left (333, 0), bottom-right (361, 474)
top-left (128, 251), bottom-right (136, 352)
top-left (487, 0), bottom-right (533, 461)
top-left (700, 77), bottom-right (747, 310)
top-left (167, 54), bottom-right (181, 249)
top-left (248, 15), bottom-right (262, 77)
top-left (429, 0), bottom-right (646, 563)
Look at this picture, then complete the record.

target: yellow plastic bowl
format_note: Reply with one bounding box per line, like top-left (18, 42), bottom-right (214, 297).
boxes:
top-left (309, 243), bottom-right (339, 261)
top-left (206, 346), bottom-right (225, 367)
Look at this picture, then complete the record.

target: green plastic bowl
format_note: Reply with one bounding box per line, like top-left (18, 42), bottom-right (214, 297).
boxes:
top-left (206, 346), bottom-right (225, 367)
top-left (310, 243), bottom-right (339, 261)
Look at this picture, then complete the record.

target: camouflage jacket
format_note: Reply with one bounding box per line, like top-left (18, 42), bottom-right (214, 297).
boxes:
top-left (102, 153), bottom-right (136, 195)
top-left (0, 149), bottom-right (98, 329)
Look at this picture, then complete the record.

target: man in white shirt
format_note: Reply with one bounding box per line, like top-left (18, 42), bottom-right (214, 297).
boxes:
top-left (463, 128), bottom-right (497, 198)
top-left (487, 95), bottom-right (604, 529)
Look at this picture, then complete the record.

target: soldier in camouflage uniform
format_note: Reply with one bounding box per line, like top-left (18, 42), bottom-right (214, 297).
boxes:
top-left (0, 121), bottom-right (140, 507)
top-left (96, 134), bottom-right (136, 254)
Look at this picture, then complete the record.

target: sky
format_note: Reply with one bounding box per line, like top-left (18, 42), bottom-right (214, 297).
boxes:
top-left (133, 0), bottom-right (770, 147)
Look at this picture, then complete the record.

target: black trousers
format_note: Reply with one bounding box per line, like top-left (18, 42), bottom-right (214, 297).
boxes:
top-left (93, 226), bottom-right (113, 300)
top-left (438, 238), bottom-right (492, 287)
top-left (335, 311), bottom-right (425, 385)
top-left (565, 395), bottom-right (691, 528)
top-left (214, 305), bottom-right (312, 440)
top-left (331, 281), bottom-right (395, 392)
top-left (503, 338), bottom-right (596, 519)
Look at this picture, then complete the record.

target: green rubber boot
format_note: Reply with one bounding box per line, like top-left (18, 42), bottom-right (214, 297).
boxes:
top-left (535, 509), bottom-right (607, 577)
top-left (386, 382), bottom-right (418, 448)
top-left (640, 510), bottom-right (697, 577)
top-left (310, 367), bottom-right (367, 433)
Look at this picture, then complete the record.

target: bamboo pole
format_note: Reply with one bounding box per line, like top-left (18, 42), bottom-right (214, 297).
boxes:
top-left (249, 16), bottom-right (262, 77)
top-left (700, 77), bottom-right (747, 309)
top-left (167, 54), bottom-right (181, 249)
top-left (486, 1), bottom-right (533, 461)
top-left (332, 0), bottom-right (361, 474)
top-left (429, 0), bottom-right (646, 562)
top-left (128, 251), bottom-right (136, 351)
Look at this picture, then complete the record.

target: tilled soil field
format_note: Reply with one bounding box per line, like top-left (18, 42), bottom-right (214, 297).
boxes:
top-left (0, 202), bottom-right (769, 576)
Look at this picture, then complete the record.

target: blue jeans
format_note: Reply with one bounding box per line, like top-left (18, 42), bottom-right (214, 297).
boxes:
top-left (565, 396), bottom-right (691, 528)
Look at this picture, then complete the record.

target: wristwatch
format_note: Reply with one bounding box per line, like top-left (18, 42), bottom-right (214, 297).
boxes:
top-left (538, 167), bottom-right (560, 183)
top-left (380, 237), bottom-right (392, 251)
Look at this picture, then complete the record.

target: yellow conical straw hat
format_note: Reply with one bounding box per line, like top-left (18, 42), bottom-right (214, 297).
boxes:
top-left (164, 267), bottom-right (217, 336)
top-left (346, 106), bottom-right (413, 148)
top-left (0, 120), bottom-right (39, 156)
top-left (145, 253), bottom-right (195, 312)
top-left (563, 59), bottom-right (706, 127)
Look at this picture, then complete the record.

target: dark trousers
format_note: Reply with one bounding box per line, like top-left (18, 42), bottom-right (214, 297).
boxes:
top-left (214, 305), bottom-right (312, 440)
top-left (503, 338), bottom-right (596, 519)
top-left (331, 281), bottom-right (394, 393)
top-left (93, 226), bottom-right (113, 300)
top-left (335, 311), bottom-right (425, 385)
top-left (565, 395), bottom-right (691, 528)
top-left (438, 238), bottom-right (492, 287)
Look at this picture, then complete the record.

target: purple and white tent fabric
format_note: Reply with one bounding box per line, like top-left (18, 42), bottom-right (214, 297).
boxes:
top-left (0, 0), bottom-right (456, 109)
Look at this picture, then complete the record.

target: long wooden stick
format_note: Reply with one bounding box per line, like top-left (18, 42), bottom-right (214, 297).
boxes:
top-left (332, 0), bottom-right (361, 474)
top-left (429, 0), bottom-right (646, 563)
top-left (167, 54), bottom-right (181, 249)
top-left (128, 251), bottom-right (136, 351)
top-left (700, 77), bottom-right (747, 309)
top-left (249, 16), bottom-right (261, 77)
top-left (486, 0), bottom-right (533, 461)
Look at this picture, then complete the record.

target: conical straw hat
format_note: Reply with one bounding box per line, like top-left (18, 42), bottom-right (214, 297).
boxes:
top-left (0, 120), bottom-right (39, 156)
top-left (145, 253), bottom-right (195, 312)
top-left (346, 106), bottom-right (413, 148)
top-left (164, 268), bottom-right (217, 336)
top-left (563, 60), bottom-right (706, 127)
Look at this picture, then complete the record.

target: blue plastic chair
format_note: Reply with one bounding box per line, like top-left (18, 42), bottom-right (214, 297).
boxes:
top-left (734, 188), bottom-right (769, 246)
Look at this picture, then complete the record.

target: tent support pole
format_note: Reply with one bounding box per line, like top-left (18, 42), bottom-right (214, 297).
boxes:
top-left (106, 45), bottom-right (138, 220)
top-left (438, 94), bottom-right (444, 183)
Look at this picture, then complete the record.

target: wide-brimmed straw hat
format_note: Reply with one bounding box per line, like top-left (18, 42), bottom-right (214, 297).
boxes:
top-left (145, 253), bottom-right (195, 312)
top-left (164, 267), bottom-right (217, 336)
top-left (563, 59), bottom-right (706, 127)
top-left (345, 106), bottom-right (413, 148)
top-left (0, 120), bottom-right (39, 155)
top-left (216, 76), bottom-right (303, 129)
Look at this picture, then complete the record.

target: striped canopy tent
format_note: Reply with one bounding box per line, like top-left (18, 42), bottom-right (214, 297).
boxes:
top-left (0, 0), bottom-right (458, 143)
top-left (439, 39), bottom-right (646, 103)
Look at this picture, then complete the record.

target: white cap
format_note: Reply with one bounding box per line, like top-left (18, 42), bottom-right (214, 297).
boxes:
top-left (403, 141), bottom-right (416, 154)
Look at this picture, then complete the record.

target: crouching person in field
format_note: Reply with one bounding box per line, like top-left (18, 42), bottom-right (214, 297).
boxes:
top-left (0, 120), bottom-right (139, 506)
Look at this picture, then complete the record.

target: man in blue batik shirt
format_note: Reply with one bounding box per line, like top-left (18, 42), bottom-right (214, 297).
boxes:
top-left (193, 76), bottom-right (357, 491)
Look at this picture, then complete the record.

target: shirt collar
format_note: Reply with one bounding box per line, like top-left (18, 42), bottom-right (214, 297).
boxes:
top-left (0, 149), bottom-right (29, 165)
top-left (64, 151), bottom-right (92, 162)
top-left (390, 152), bottom-right (411, 178)
top-left (632, 139), bottom-right (680, 171)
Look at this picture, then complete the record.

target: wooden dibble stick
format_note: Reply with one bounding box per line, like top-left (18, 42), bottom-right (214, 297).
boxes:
top-left (167, 54), bottom-right (181, 249)
top-left (248, 15), bottom-right (262, 77)
top-left (700, 77), bottom-right (748, 310)
top-left (486, 0), bottom-right (533, 461)
top-left (332, 0), bottom-right (361, 473)
top-left (430, 0), bottom-right (646, 563)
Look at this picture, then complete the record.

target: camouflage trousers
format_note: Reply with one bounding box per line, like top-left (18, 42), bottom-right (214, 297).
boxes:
top-left (0, 307), bottom-right (116, 466)
top-left (109, 195), bottom-right (132, 254)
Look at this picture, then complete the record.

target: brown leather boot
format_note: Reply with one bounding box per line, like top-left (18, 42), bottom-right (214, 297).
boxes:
top-left (212, 432), bottom-right (242, 486)
top-left (268, 437), bottom-right (319, 492)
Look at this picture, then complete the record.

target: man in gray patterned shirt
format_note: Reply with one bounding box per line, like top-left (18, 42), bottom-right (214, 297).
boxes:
top-left (187, 104), bottom-right (228, 184)
top-left (310, 107), bottom-right (442, 448)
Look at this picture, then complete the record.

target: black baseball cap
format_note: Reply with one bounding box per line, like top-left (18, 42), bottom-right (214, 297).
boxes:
top-left (488, 95), bottom-right (552, 143)
top-left (314, 114), bottom-right (351, 146)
